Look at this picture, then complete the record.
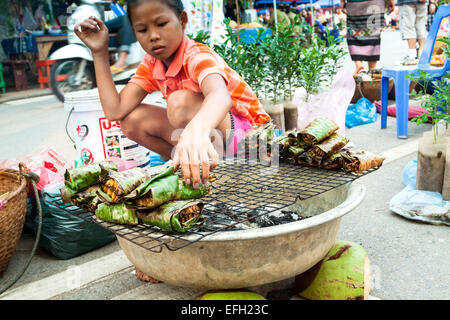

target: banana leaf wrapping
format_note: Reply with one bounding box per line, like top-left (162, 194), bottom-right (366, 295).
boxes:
top-left (60, 185), bottom-right (77, 203)
top-left (100, 167), bottom-right (151, 203)
top-left (298, 117), bottom-right (339, 144)
top-left (127, 177), bottom-right (210, 209)
top-left (288, 146), bottom-right (305, 157)
top-left (64, 161), bottom-right (118, 192)
top-left (272, 129), bottom-right (298, 159)
top-left (123, 165), bottom-right (211, 209)
top-left (311, 133), bottom-right (349, 159)
top-left (176, 179), bottom-right (211, 200)
top-left (341, 148), bottom-right (385, 175)
top-left (320, 152), bottom-right (344, 170)
top-left (126, 174), bottom-right (180, 209)
top-left (237, 120), bottom-right (276, 156)
top-left (61, 184), bottom-right (102, 213)
top-left (124, 166), bottom-right (176, 200)
top-left (95, 202), bottom-right (138, 225)
top-left (297, 150), bottom-right (321, 167)
top-left (137, 200), bottom-right (205, 232)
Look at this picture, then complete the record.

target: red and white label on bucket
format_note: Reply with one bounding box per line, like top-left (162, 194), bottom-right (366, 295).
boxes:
top-left (99, 117), bottom-right (150, 167)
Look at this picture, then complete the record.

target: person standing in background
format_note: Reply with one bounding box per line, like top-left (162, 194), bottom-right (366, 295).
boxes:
top-left (397, 0), bottom-right (429, 63)
top-left (427, 0), bottom-right (438, 31)
top-left (286, 1), bottom-right (298, 24)
top-left (390, 4), bottom-right (399, 30)
top-left (224, 0), bottom-right (245, 22)
top-left (266, 5), bottom-right (291, 29)
top-left (341, 0), bottom-right (395, 74)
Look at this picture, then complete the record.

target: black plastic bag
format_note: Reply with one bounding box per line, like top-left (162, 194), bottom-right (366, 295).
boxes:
top-left (27, 183), bottom-right (116, 260)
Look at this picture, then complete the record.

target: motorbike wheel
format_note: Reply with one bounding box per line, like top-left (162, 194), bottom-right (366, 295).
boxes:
top-left (50, 59), bottom-right (95, 102)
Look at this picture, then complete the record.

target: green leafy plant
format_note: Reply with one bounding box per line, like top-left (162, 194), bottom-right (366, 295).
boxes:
top-left (188, 18), bottom-right (346, 108)
top-left (406, 37), bottom-right (450, 144)
top-left (294, 29), bottom-right (346, 102)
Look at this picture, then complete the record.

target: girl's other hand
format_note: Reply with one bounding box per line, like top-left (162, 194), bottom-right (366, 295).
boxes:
top-left (74, 16), bottom-right (109, 54)
top-left (172, 122), bottom-right (219, 189)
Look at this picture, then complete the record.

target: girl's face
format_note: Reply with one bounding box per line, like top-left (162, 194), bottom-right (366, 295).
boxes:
top-left (130, 0), bottom-right (187, 67)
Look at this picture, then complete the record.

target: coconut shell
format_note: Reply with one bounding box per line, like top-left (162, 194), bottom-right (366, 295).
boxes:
top-left (196, 290), bottom-right (266, 300)
top-left (294, 240), bottom-right (371, 300)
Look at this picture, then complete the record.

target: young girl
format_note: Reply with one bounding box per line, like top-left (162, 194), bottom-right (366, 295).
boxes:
top-left (74, 0), bottom-right (270, 190)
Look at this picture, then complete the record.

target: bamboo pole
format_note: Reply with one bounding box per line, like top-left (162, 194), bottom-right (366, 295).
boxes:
top-left (273, 0), bottom-right (278, 34)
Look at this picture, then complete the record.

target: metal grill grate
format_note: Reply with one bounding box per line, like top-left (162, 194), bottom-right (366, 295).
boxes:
top-left (43, 158), bottom-right (377, 253)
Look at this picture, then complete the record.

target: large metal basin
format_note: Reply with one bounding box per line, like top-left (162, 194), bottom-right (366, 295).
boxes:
top-left (117, 180), bottom-right (365, 289)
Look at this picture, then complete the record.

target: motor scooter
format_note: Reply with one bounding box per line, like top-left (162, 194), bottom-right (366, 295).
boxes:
top-left (49, 0), bottom-right (144, 102)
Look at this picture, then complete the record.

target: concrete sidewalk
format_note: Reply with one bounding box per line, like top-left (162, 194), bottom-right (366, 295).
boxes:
top-left (0, 87), bottom-right (53, 104)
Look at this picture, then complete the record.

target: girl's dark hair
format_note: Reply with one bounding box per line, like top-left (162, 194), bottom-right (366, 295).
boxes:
top-left (127, 0), bottom-right (184, 23)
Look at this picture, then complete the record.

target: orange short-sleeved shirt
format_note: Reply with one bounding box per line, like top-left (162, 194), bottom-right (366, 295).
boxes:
top-left (128, 34), bottom-right (271, 128)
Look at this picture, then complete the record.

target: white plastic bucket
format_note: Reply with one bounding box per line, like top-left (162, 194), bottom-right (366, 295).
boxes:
top-left (64, 87), bottom-right (166, 167)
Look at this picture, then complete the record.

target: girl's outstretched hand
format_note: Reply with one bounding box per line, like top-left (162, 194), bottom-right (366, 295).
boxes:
top-left (74, 16), bottom-right (109, 54)
top-left (172, 121), bottom-right (219, 189)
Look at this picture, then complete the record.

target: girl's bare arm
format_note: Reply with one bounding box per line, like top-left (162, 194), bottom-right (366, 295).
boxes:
top-left (173, 74), bottom-right (233, 188)
top-left (74, 16), bottom-right (147, 121)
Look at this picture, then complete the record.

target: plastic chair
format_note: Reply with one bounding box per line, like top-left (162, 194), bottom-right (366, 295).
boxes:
top-left (35, 60), bottom-right (56, 89)
top-left (380, 4), bottom-right (450, 139)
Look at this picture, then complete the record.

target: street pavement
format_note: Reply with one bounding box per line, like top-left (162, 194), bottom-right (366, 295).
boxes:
top-left (0, 30), bottom-right (449, 300)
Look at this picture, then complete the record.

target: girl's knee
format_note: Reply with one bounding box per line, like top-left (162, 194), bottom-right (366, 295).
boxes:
top-left (121, 110), bottom-right (142, 141)
top-left (167, 90), bottom-right (203, 128)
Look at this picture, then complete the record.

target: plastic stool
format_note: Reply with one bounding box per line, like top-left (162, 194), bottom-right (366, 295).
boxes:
top-left (35, 60), bottom-right (56, 89)
top-left (380, 4), bottom-right (449, 139)
top-left (0, 63), bottom-right (5, 93)
top-left (3, 60), bottom-right (28, 91)
top-left (380, 66), bottom-right (416, 139)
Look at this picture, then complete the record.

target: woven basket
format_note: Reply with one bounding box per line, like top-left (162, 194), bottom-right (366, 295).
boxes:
top-left (0, 164), bottom-right (28, 274)
top-left (351, 77), bottom-right (394, 103)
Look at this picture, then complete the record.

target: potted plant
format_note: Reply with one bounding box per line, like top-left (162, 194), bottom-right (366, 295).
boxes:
top-left (292, 29), bottom-right (348, 132)
top-left (406, 37), bottom-right (449, 197)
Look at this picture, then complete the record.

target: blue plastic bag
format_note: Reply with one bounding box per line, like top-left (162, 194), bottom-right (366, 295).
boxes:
top-left (402, 159), bottom-right (417, 189)
top-left (345, 97), bottom-right (377, 128)
top-left (150, 151), bottom-right (168, 167)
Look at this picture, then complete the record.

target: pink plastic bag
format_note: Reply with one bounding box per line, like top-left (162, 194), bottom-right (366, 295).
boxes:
top-left (293, 68), bottom-right (355, 135)
top-left (0, 147), bottom-right (72, 190)
top-left (105, 157), bottom-right (137, 172)
top-left (374, 101), bottom-right (431, 120)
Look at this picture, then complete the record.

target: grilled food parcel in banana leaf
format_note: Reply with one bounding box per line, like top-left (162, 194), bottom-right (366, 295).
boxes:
top-left (94, 165), bottom-right (210, 231)
top-left (125, 169), bottom-right (211, 209)
top-left (94, 199), bottom-right (206, 232)
top-left (61, 184), bottom-right (102, 213)
top-left (341, 148), bottom-right (385, 175)
top-left (63, 161), bottom-right (118, 193)
top-left (272, 118), bottom-right (342, 161)
top-left (320, 152), bottom-right (344, 170)
top-left (137, 200), bottom-right (206, 232)
top-left (271, 118), bottom-right (340, 158)
top-left (270, 117), bottom-right (384, 174)
top-left (311, 133), bottom-right (349, 159)
top-left (100, 167), bottom-right (152, 203)
top-left (297, 117), bottom-right (339, 145)
top-left (237, 120), bottom-right (276, 157)
top-left (97, 165), bottom-right (211, 208)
